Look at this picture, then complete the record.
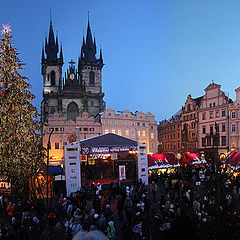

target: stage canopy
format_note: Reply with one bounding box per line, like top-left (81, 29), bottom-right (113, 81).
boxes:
top-left (181, 153), bottom-right (206, 165)
top-left (225, 152), bottom-right (240, 169)
top-left (80, 133), bottom-right (138, 155)
top-left (148, 153), bottom-right (180, 170)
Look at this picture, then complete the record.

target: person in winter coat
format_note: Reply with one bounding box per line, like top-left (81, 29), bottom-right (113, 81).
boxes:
top-left (107, 221), bottom-right (115, 240)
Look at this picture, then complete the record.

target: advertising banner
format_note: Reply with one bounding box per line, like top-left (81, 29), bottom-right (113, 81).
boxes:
top-left (65, 143), bottom-right (81, 196)
top-left (119, 165), bottom-right (126, 180)
top-left (137, 143), bottom-right (148, 185)
top-left (81, 146), bottom-right (137, 155)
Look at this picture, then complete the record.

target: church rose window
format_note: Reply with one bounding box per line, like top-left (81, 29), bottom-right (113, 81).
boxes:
top-left (89, 71), bottom-right (95, 85)
top-left (67, 102), bottom-right (79, 121)
top-left (50, 70), bottom-right (56, 86)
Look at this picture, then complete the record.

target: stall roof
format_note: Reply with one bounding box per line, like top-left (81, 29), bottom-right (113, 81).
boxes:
top-left (148, 153), bottom-right (180, 170)
top-left (226, 152), bottom-right (240, 169)
top-left (80, 133), bottom-right (138, 147)
top-left (184, 153), bottom-right (206, 165)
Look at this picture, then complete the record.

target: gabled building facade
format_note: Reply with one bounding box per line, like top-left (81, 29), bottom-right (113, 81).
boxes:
top-left (198, 83), bottom-right (232, 160)
top-left (158, 112), bottom-right (181, 154)
top-left (181, 94), bottom-right (202, 153)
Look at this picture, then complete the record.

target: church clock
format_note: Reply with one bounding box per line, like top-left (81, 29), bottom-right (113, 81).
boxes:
top-left (70, 73), bottom-right (75, 80)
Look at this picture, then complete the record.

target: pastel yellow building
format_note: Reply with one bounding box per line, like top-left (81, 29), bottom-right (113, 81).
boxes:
top-left (99, 109), bottom-right (158, 153)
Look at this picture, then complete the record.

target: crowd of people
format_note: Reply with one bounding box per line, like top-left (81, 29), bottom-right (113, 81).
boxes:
top-left (0, 179), bottom-right (150, 240)
top-left (1, 163), bottom-right (240, 239)
top-left (149, 164), bottom-right (240, 240)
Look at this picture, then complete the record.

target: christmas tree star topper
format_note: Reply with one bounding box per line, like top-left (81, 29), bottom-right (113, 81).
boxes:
top-left (1, 24), bottom-right (11, 35)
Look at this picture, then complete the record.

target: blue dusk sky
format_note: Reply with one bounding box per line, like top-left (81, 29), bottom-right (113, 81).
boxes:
top-left (1, 0), bottom-right (240, 122)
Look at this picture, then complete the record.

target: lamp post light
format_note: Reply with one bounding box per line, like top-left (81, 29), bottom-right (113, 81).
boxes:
top-left (46, 127), bottom-right (54, 239)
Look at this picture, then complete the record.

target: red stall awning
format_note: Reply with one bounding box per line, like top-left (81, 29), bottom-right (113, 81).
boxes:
top-left (185, 153), bottom-right (206, 165)
top-left (148, 153), bottom-right (180, 170)
top-left (226, 152), bottom-right (240, 169)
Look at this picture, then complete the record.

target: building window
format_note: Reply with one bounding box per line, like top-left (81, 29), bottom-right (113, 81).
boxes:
top-left (222, 124), bottom-right (226, 132)
top-left (143, 131), bottom-right (146, 137)
top-left (49, 127), bottom-right (54, 132)
top-left (112, 129), bottom-right (116, 134)
top-left (50, 70), bottom-right (55, 86)
top-left (215, 111), bottom-right (219, 118)
top-left (209, 103), bottom-right (212, 107)
top-left (202, 138), bottom-right (206, 147)
top-left (55, 142), bottom-right (59, 149)
top-left (125, 121), bottom-right (129, 126)
top-left (222, 110), bottom-right (226, 117)
top-left (232, 140), bottom-right (236, 149)
top-left (213, 102), bottom-right (215, 107)
top-left (117, 130), bottom-right (121, 136)
top-left (132, 122), bottom-right (135, 127)
top-left (151, 126), bottom-right (154, 130)
top-left (111, 120), bottom-right (116, 126)
top-left (137, 130), bottom-right (140, 137)
top-left (89, 71), bottom-right (95, 85)
top-left (143, 123), bottom-right (146, 127)
top-left (137, 122), bottom-right (140, 127)
top-left (67, 102), bottom-right (79, 121)
top-left (117, 121), bottom-right (121, 126)
top-left (202, 127), bottom-right (206, 134)
top-left (207, 137), bottom-right (211, 146)
top-left (55, 128), bottom-right (58, 131)
top-left (210, 112), bottom-right (214, 119)
top-left (89, 128), bottom-right (94, 131)
top-left (221, 136), bottom-right (226, 146)
top-left (125, 114), bottom-right (128, 117)
top-left (232, 124), bottom-right (236, 132)
top-left (105, 129), bottom-right (109, 134)
top-left (60, 127), bottom-right (64, 131)
top-left (126, 130), bottom-right (129, 136)
top-left (108, 113), bottom-right (111, 116)
top-left (151, 133), bottom-right (154, 139)
top-left (232, 112), bottom-right (236, 118)
top-left (183, 116), bottom-right (185, 121)
top-left (210, 126), bottom-right (213, 135)
top-left (105, 120), bottom-right (109, 125)
top-left (202, 113), bottom-right (206, 120)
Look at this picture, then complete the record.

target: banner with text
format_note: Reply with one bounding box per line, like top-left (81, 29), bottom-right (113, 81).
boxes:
top-left (119, 165), bottom-right (126, 180)
top-left (81, 146), bottom-right (137, 155)
top-left (137, 143), bottom-right (148, 185)
top-left (65, 143), bottom-right (81, 196)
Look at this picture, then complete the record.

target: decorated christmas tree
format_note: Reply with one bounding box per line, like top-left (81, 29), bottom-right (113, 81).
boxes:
top-left (0, 24), bottom-right (46, 192)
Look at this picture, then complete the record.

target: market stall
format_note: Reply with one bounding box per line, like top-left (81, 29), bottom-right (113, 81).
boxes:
top-left (148, 153), bottom-right (180, 175)
top-left (180, 153), bottom-right (206, 165)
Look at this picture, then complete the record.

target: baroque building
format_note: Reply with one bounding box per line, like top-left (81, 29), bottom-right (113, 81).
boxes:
top-left (99, 109), bottom-right (158, 153)
top-left (198, 83), bottom-right (232, 160)
top-left (181, 94), bottom-right (202, 153)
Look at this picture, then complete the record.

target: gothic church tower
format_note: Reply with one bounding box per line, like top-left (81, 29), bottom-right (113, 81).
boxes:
top-left (41, 15), bottom-right (105, 124)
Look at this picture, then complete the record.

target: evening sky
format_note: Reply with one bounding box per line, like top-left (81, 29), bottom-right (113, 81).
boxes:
top-left (1, 0), bottom-right (240, 121)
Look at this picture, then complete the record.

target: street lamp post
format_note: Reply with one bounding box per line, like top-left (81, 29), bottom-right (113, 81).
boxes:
top-left (46, 127), bottom-right (54, 239)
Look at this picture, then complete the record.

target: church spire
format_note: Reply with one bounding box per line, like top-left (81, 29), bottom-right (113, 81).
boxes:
top-left (45, 11), bottom-right (59, 62)
top-left (82, 15), bottom-right (97, 63)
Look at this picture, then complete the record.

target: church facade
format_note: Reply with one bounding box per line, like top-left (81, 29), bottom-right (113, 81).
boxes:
top-left (41, 17), bottom-right (105, 165)
top-left (41, 17), bottom-right (105, 124)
